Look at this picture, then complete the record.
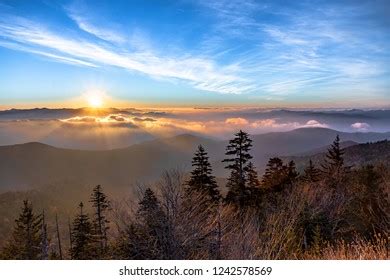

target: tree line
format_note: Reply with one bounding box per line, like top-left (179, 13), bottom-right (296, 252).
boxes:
top-left (1, 131), bottom-right (388, 259)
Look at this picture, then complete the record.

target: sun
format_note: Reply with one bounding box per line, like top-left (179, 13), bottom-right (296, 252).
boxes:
top-left (87, 94), bottom-right (103, 108)
top-left (84, 90), bottom-right (106, 108)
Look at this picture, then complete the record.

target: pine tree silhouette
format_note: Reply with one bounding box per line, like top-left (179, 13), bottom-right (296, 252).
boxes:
top-left (223, 130), bottom-right (253, 206)
top-left (261, 157), bottom-right (288, 191)
top-left (70, 202), bottom-right (95, 259)
top-left (135, 188), bottom-right (171, 259)
top-left (137, 188), bottom-right (163, 225)
top-left (68, 217), bottom-right (73, 253)
top-left (302, 160), bottom-right (321, 183)
top-left (40, 210), bottom-right (49, 260)
top-left (322, 135), bottom-right (344, 174)
top-left (1, 200), bottom-right (43, 259)
top-left (55, 213), bottom-right (63, 260)
top-left (346, 165), bottom-right (389, 238)
top-left (321, 135), bottom-right (349, 187)
top-left (187, 145), bottom-right (220, 203)
top-left (286, 160), bottom-right (299, 186)
top-left (246, 162), bottom-right (260, 189)
top-left (89, 185), bottom-right (110, 255)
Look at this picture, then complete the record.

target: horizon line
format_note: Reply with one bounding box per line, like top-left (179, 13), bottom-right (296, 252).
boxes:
top-left (1, 106), bottom-right (390, 111)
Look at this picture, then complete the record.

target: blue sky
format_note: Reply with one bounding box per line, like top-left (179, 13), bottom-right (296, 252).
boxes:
top-left (0, 0), bottom-right (389, 108)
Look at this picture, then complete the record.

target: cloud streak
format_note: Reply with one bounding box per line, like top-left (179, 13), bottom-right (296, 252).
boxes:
top-left (197, 0), bottom-right (388, 99)
top-left (0, 16), bottom-right (253, 94)
top-left (0, 40), bottom-right (98, 67)
top-left (65, 7), bottom-right (126, 44)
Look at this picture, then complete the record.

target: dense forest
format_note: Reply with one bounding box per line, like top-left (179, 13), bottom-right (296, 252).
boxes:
top-left (1, 131), bottom-right (389, 260)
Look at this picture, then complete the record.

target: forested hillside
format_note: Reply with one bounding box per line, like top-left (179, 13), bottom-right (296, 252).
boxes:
top-left (0, 131), bottom-right (388, 260)
top-left (1, 128), bottom-right (389, 192)
top-left (285, 140), bottom-right (390, 171)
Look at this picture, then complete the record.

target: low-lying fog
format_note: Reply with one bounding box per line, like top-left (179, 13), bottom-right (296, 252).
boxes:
top-left (1, 107), bottom-right (389, 149)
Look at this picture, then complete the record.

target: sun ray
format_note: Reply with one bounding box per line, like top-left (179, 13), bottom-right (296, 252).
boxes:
top-left (83, 90), bottom-right (106, 108)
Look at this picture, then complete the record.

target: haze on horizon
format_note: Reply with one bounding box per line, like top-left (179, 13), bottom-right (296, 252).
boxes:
top-left (0, 0), bottom-right (389, 108)
top-left (0, 107), bottom-right (389, 150)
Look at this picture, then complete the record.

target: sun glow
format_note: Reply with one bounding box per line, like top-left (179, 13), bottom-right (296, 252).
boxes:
top-left (84, 90), bottom-right (106, 108)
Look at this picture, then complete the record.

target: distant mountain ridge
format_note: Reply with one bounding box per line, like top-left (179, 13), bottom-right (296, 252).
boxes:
top-left (0, 107), bottom-right (171, 120)
top-left (284, 140), bottom-right (390, 171)
top-left (294, 140), bottom-right (358, 157)
top-left (250, 127), bottom-right (390, 157)
top-left (0, 134), bottom-right (217, 192)
top-left (0, 127), bottom-right (389, 192)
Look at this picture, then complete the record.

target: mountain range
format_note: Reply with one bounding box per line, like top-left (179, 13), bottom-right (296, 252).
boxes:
top-left (0, 127), bottom-right (389, 247)
top-left (284, 140), bottom-right (390, 171)
top-left (1, 127), bottom-right (389, 192)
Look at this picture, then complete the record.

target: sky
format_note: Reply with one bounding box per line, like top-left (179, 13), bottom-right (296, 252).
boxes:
top-left (0, 0), bottom-right (389, 108)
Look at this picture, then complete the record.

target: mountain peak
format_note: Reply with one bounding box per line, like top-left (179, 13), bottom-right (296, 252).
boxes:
top-left (6, 142), bottom-right (54, 149)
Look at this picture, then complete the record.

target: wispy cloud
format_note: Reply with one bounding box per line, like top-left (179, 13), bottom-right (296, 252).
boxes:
top-left (0, 40), bottom-right (98, 67)
top-left (0, 16), bottom-right (252, 94)
top-left (197, 0), bottom-right (265, 41)
top-left (199, 0), bottom-right (264, 28)
top-left (263, 26), bottom-right (311, 46)
top-left (65, 6), bottom-right (126, 44)
top-left (196, 0), bottom-right (389, 99)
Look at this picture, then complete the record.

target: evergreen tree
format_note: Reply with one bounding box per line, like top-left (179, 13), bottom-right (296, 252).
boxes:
top-left (261, 157), bottom-right (288, 191)
top-left (302, 160), bottom-right (321, 183)
top-left (184, 146), bottom-right (222, 259)
top-left (137, 188), bottom-right (163, 226)
top-left (187, 145), bottom-right (220, 203)
top-left (114, 223), bottom-right (147, 259)
top-left (70, 202), bottom-right (95, 259)
top-left (243, 161), bottom-right (266, 208)
top-left (286, 160), bottom-right (299, 185)
top-left (68, 217), bottom-right (73, 252)
top-left (1, 200), bottom-right (43, 259)
top-left (299, 203), bottom-right (330, 251)
top-left (321, 135), bottom-right (346, 177)
top-left (210, 203), bottom-right (223, 259)
top-left (40, 210), bottom-right (49, 260)
top-left (261, 158), bottom-right (299, 191)
top-left (89, 185), bottom-right (110, 254)
top-left (223, 130), bottom-right (253, 205)
top-left (345, 165), bottom-right (389, 238)
top-left (246, 162), bottom-right (260, 188)
top-left (134, 188), bottom-right (171, 259)
top-left (55, 213), bottom-right (63, 260)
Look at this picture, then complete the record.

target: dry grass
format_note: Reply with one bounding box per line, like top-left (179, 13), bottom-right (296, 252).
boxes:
top-left (109, 169), bottom-right (389, 260)
top-left (303, 235), bottom-right (389, 260)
